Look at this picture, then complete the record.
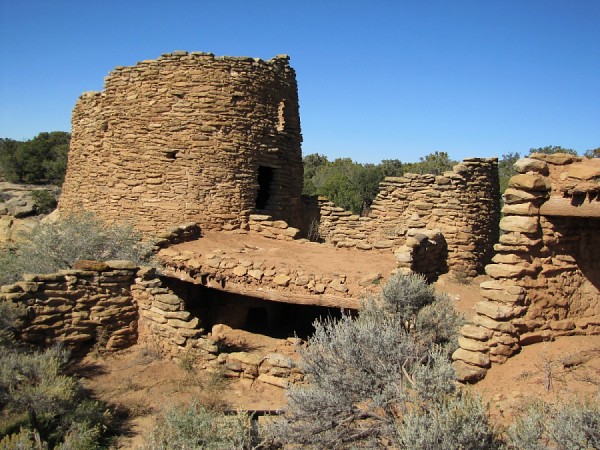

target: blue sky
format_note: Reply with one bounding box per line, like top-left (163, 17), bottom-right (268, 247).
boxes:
top-left (1, 0), bottom-right (598, 163)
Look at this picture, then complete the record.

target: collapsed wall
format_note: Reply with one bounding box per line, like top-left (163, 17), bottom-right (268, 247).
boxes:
top-left (454, 154), bottom-right (600, 382)
top-left (59, 52), bottom-right (303, 235)
top-left (310, 158), bottom-right (500, 277)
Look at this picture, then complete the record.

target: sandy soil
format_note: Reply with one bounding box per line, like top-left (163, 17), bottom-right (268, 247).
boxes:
top-left (77, 275), bottom-right (600, 448)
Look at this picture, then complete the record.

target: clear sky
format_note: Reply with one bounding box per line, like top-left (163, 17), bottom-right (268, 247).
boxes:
top-left (0, 0), bottom-right (598, 163)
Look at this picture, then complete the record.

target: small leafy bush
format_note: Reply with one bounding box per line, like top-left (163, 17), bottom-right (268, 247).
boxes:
top-left (31, 190), bottom-right (58, 215)
top-left (144, 402), bottom-right (252, 450)
top-left (0, 210), bottom-right (153, 284)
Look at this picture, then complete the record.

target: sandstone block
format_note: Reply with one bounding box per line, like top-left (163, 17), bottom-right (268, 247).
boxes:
top-left (473, 314), bottom-right (516, 334)
top-left (329, 279), bottom-right (348, 293)
top-left (458, 336), bottom-right (488, 353)
top-left (257, 373), bottom-right (289, 388)
top-left (154, 293), bottom-right (181, 305)
top-left (485, 263), bottom-right (526, 279)
top-left (509, 174), bottom-right (550, 191)
top-left (460, 324), bottom-right (493, 341)
top-left (273, 274), bottom-right (291, 286)
top-left (452, 348), bottom-right (490, 368)
top-left (499, 216), bottom-right (539, 233)
top-left (513, 158), bottom-right (549, 175)
top-left (247, 269), bottom-right (263, 280)
top-left (167, 317), bottom-right (199, 329)
top-left (475, 301), bottom-right (518, 320)
top-left (232, 265), bottom-right (247, 277)
top-left (265, 353), bottom-right (295, 369)
top-left (228, 352), bottom-right (264, 367)
top-left (453, 360), bottom-right (487, 383)
top-left (530, 152), bottom-right (577, 165)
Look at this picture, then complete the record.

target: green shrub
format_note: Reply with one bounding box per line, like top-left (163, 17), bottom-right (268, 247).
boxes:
top-left (0, 211), bottom-right (153, 285)
top-left (30, 190), bottom-right (58, 215)
top-left (144, 402), bottom-right (252, 450)
top-left (268, 273), bottom-right (479, 449)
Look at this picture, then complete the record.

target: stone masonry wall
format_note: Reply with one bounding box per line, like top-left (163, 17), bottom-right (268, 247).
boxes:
top-left (453, 154), bottom-right (600, 382)
top-left (0, 260), bottom-right (140, 351)
top-left (312, 158), bottom-right (499, 277)
top-left (59, 52), bottom-right (303, 235)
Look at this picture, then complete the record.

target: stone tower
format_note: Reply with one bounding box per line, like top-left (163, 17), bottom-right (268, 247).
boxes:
top-left (59, 52), bottom-right (303, 234)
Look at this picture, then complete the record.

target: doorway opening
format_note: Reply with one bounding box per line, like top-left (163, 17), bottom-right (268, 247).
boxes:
top-left (256, 166), bottom-right (274, 210)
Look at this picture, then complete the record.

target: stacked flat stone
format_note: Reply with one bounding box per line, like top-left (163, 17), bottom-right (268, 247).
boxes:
top-left (59, 52), bottom-right (303, 235)
top-left (246, 214), bottom-right (300, 240)
top-left (315, 158), bottom-right (500, 279)
top-left (133, 266), bottom-right (206, 354)
top-left (0, 260), bottom-right (140, 351)
top-left (453, 153), bottom-right (600, 383)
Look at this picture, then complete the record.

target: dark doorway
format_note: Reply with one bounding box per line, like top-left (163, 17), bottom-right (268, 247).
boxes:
top-left (256, 166), bottom-right (273, 209)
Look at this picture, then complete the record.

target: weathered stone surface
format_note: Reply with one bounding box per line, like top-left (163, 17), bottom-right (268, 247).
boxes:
top-left (499, 216), bottom-right (539, 233)
top-left (530, 152), bottom-right (578, 165)
top-left (509, 174), bottom-right (551, 191)
top-left (452, 348), bottom-right (490, 368)
top-left (231, 265), bottom-right (246, 277)
top-left (228, 352), bottom-right (264, 367)
top-left (73, 260), bottom-right (110, 271)
top-left (257, 373), bottom-right (289, 388)
top-left (513, 158), bottom-right (549, 175)
top-left (458, 336), bottom-right (488, 352)
top-left (473, 314), bottom-right (516, 334)
top-left (485, 263), bottom-right (526, 279)
top-left (460, 324), bottom-right (493, 341)
top-left (454, 360), bottom-right (487, 383)
top-left (475, 301), bottom-right (518, 320)
top-left (565, 164), bottom-right (600, 180)
top-left (273, 274), bottom-right (291, 286)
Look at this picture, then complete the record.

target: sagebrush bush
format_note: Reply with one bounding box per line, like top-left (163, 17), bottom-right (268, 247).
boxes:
top-left (267, 273), bottom-right (485, 449)
top-left (0, 301), bottom-right (113, 448)
top-left (506, 396), bottom-right (600, 450)
top-left (0, 210), bottom-right (153, 284)
top-left (143, 402), bottom-right (252, 450)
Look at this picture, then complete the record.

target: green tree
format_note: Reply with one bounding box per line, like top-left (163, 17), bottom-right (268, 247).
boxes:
top-left (0, 132), bottom-right (70, 185)
top-left (404, 151), bottom-right (457, 175)
top-left (302, 153), bottom-right (329, 196)
top-left (498, 152), bottom-right (520, 196)
top-left (380, 159), bottom-right (404, 177)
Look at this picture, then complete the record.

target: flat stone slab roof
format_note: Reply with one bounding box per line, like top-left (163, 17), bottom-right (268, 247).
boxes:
top-left (157, 231), bottom-right (398, 309)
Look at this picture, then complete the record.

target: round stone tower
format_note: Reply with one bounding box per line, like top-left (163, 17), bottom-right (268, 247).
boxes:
top-left (59, 51), bottom-right (303, 234)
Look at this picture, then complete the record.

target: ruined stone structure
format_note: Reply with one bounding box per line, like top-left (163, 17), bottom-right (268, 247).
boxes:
top-left (311, 158), bottom-right (500, 278)
top-left (453, 154), bottom-right (600, 382)
top-left (59, 52), bottom-right (303, 235)
top-left (0, 259), bottom-right (303, 388)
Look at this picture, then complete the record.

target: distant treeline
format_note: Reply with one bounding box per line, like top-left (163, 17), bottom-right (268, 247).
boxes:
top-left (0, 132), bottom-right (70, 185)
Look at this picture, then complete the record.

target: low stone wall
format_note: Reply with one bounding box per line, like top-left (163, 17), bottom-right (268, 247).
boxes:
top-left (0, 260), bottom-right (140, 351)
top-left (311, 158), bottom-right (499, 278)
top-left (453, 154), bottom-right (600, 382)
top-left (0, 260), bottom-right (305, 388)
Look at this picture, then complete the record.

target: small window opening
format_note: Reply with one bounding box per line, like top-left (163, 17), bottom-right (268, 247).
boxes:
top-left (165, 150), bottom-right (178, 160)
top-left (256, 166), bottom-right (273, 209)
